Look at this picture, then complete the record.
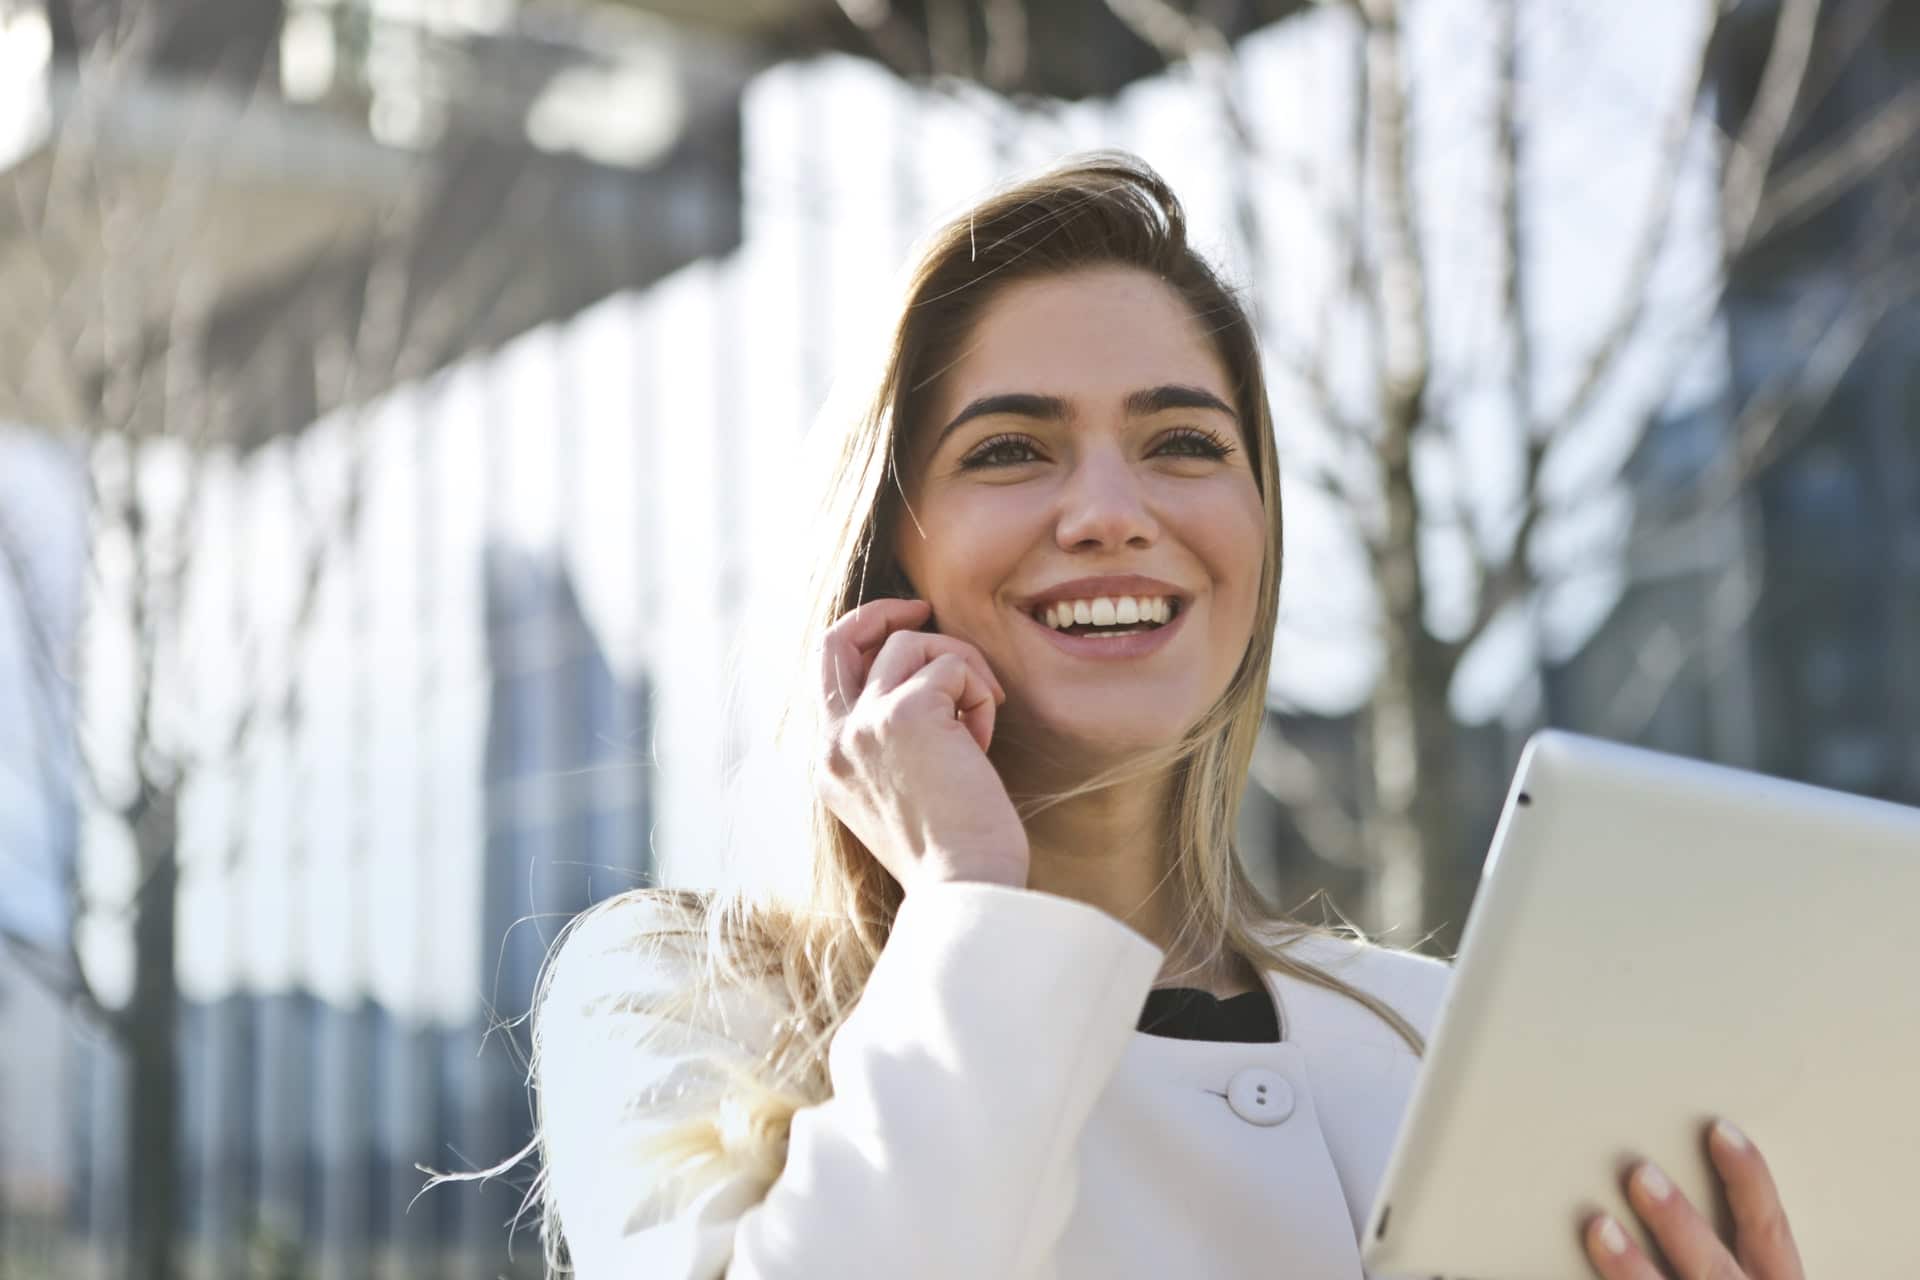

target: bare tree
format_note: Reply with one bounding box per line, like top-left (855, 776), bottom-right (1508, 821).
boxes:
top-left (1087, 0), bottom-right (1920, 946)
top-left (0, 7), bottom-right (562, 1277)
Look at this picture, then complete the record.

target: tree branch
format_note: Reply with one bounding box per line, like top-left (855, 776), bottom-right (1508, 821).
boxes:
top-left (1102, 0), bottom-right (1369, 276)
top-left (1721, 0), bottom-right (1824, 253)
top-left (1443, 0), bottom-right (1543, 670)
top-left (1548, 0), bottom-right (1717, 432)
top-left (1746, 78), bottom-right (1920, 247)
top-left (0, 501), bottom-right (76, 720)
top-left (1346, 0), bottom-right (1436, 682)
top-left (1456, 501), bottom-right (1540, 659)
top-left (1535, 245), bottom-right (1920, 592)
top-left (1493, 0), bottom-right (1531, 439)
top-left (192, 161), bottom-right (566, 813)
top-left (1355, 0), bottom-right (1430, 417)
top-left (1597, 569), bottom-right (1765, 744)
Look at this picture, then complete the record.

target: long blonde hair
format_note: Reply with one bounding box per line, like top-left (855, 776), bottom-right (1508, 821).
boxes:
top-left (514, 152), bottom-right (1425, 1273)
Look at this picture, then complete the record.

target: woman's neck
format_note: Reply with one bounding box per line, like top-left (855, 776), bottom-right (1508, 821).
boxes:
top-left (1009, 768), bottom-right (1244, 994)
top-left (1019, 784), bottom-right (1170, 934)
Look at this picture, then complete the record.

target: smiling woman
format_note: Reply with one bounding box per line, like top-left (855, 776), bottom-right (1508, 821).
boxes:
top-left (513, 153), bottom-right (1801, 1280)
top-left (521, 150), bottom-right (1440, 1280)
top-left (893, 266), bottom-right (1268, 770)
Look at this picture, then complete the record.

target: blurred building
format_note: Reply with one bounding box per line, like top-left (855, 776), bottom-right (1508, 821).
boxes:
top-left (465, 542), bottom-right (654, 1273)
top-left (0, 972), bottom-right (72, 1269)
top-left (1722, 0), bottom-right (1920, 802)
top-left (56, 545), bottom-right (650, 1278)
top-left (0, 430), bottom-right (84, 1269)
top-left (1549, 0), bottom-right (1920, 808)
top-left (5, 1), bottom-right (740, 1274)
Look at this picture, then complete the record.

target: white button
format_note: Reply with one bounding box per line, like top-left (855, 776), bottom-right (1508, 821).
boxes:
top-left (1225, 1067), bottom-right (1295, 1126)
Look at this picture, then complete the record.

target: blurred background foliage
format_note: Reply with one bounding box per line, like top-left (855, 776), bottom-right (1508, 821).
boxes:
top-left (0, 0), bottom-right (1915, 1276)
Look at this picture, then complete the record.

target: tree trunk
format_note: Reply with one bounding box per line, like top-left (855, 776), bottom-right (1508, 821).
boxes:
top-left (126, 787), bottom-right (180, 1280)
top-left (1410, 635), bottom-right (1468, 950)
top-left (1363, 582), bottom-right (1465, 945)
top-left (1356, 0), bottom-right (1466, 947)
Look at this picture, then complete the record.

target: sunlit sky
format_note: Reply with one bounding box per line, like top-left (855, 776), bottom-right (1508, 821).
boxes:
top-left (0, 0), bottom-right (1727, 1023)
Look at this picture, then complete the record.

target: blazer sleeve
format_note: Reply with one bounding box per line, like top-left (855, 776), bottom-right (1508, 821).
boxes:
top-left (538, 880), bottom-right (1168, 1280)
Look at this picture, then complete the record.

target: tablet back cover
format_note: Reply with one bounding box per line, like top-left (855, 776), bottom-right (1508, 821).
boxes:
top-left (1361, 730), bottom-right (1920, 1279)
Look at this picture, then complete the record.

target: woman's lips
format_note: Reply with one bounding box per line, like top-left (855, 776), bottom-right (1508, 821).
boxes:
top-left (1019, 597), bottom-right (1189, 660)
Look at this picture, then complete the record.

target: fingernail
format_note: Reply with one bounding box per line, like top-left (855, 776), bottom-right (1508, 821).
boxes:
top-left (1596, 1215), bottom-right (1629, 1255)
top-left (1714, 1119), bottom-right (1749, 1151)
top-left (1635, 1162), bottom-right (1672, 1202)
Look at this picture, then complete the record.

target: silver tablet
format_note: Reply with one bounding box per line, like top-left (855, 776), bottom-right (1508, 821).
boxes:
top-left (1361, 730), bottom-right (1920, 1279)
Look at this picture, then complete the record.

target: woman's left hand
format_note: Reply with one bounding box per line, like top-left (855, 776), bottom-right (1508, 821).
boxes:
top-left (1583, 1120), bottom-right (1804, 1280)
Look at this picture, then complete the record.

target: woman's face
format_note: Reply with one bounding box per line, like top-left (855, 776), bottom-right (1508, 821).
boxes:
top-left (893, 265), bottom-right (1268, 764)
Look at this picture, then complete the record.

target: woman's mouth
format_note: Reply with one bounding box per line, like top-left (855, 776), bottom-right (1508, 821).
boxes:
top-left (1022, 593), bottom-right (1188, 658)
top-left (1031, 594), bottom-right (1181, 638)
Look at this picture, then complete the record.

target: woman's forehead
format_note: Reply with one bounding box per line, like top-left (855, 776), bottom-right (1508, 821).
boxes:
top-left (932, 267), bottom-right (1233, 415)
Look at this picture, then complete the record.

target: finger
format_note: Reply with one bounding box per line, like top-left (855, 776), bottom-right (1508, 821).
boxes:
top-left (1709, 1121), bottom-right (1804, 1280)
top-left (819, 599), bottom-right (933, 715)
top-left (1582, 1213), bottom-right (1664, 1280)
top-left (866, 630), bottom-right (1005, 705)
top-left (829, 595), bottom-right (934, 662)
top-left (952, 665), bottom-right (998, 753)
top-left (897, 653), bottom-right (998, 754)
top-left (818, 631), bottom-right (865, 722)
top-left (1624, 1160), bottom-right (1742, 1280)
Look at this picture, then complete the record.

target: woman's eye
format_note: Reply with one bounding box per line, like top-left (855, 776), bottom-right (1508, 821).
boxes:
top-left (1154, 427), bottom-right (1235, 460)
top-left (959, 434), bottom-right (1044, 468)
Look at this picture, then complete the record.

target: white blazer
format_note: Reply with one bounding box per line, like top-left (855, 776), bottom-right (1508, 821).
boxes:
top-left (539, 879), bottom-right (1452, 1279)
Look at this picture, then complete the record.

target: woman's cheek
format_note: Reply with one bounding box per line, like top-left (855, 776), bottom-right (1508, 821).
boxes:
top-left (1213, 489), bottom-right (1270, 644)
top-left (1178, 484), bottom-right (1266, 584)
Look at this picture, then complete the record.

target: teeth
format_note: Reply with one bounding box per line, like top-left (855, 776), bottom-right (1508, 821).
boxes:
top-left (1037, 595), bottom-right (1178, 631)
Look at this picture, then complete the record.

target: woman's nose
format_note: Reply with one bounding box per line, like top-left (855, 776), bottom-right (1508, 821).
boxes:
top-left (1055, 449), bottom-right (1158, 551)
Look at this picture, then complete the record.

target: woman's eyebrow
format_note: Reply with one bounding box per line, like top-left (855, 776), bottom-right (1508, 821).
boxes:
top-left (934, 392), bottom-right (1069, 448)
top-left (933, 384), bottom-right (1236, 450)
top-left (1125, 384), bottom-right (1237, 421)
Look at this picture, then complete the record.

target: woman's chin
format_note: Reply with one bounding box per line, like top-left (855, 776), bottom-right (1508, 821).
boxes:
top-left (995, 707), bottom-right (1196, 774)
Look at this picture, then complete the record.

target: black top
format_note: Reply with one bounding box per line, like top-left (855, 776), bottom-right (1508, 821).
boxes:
top-left (1136, 985), bottom-right (1282, 1043)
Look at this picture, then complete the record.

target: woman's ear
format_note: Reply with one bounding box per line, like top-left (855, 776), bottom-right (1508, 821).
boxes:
top-left (886, 566), bottom-right (937, 632)
top-left (861, 563), bottom-right (917, 603)
top-left (879, 563), bottom-right (918, 601)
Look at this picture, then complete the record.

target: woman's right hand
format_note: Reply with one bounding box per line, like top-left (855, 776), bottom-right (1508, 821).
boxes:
top-left (814, 597), bottom-right (1030, 894)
